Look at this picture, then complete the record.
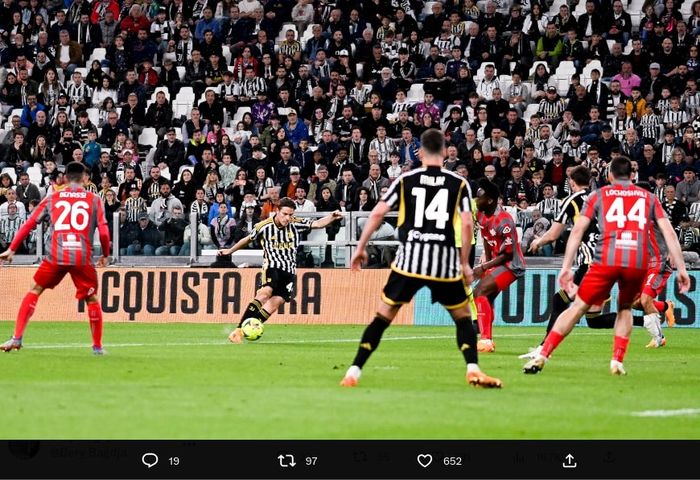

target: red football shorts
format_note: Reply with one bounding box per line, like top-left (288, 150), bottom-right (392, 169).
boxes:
top-left (33, 261), bottom-right (98, 300)
top-left (577, 265), bottom-right (647, 308)
top-left (641, 267), bottom-right (671, 298)
top-left (485, 265), bottom-right (518, 292)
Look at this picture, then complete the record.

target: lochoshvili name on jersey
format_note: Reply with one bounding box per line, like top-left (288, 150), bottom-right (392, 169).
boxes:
top-left (419, 175), bottom-right (446, 187)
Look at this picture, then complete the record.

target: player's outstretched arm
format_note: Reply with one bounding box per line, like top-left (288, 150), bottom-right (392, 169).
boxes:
top-left (218, 235), bottom-right (252, 256)
top-left (657, 217), bottom-right (691, 293)
top-left (529, 222), bottom-right (565, 253)
top-left (351, 201), bottom-right (391, 271)
top-left (310, 210), bottom-right (344, 229)
top-left (559, 216), bottom-right (590, 290)
top-left (0, 248), bottom-right (15, 265)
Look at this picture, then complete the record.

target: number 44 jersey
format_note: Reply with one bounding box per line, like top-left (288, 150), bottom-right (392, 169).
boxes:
top-left (381, 166), bottom-right (471, 281)
top-left (582, 181), bottom-right (666, 269)
top-left (25, 186), bottom-right (108, 266)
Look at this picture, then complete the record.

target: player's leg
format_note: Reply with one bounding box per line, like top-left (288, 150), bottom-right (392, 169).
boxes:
top-left (69, 264), bottom-right (104, 354)
top-left (340, 272), bottom-right (418, 387)
top-left (1, 283), bottom-right (45, 352)
top-left (609, 269), bottom-right (647, 375)
top-left (520, 265), bottom-right (587, 359)
top-left (437, 281), bottom-right (502, 388)
top-left (473, 266), bottom-right (517, 352)
top-left (523, 266), bottom-right (615, 374)
top-left (2, 261), bottom-right (64, 351)
top-left (228, 286), bottom-right (272, 343)
top-left (610, 308), bottom-right (633, 375)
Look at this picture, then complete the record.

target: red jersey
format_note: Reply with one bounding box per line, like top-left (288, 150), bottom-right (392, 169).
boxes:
top-left (10, 185), bottom-right (109, 266)
top-left (478, 207), bottom-right (526, 275)
top-left (582, 181), bottom-right (665, 269)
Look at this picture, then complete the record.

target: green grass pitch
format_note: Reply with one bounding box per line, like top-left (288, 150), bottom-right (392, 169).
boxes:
top-left (0, 322), bottom-right (699, 439)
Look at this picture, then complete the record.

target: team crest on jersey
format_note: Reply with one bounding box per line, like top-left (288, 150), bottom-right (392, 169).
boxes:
top-left (502, 226), bottom-right (512, 234)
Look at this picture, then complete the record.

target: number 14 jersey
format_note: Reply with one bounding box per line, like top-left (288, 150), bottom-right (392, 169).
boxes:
top-left (381, 166), bottom-right (472, 281)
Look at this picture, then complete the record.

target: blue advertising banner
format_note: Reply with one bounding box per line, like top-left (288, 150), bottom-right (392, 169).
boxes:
top-left (414, 269), bottom-right (700, 328)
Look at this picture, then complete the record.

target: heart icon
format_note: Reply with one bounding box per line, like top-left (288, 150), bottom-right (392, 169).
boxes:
top-left (417, 454), bottom-right (433, 468)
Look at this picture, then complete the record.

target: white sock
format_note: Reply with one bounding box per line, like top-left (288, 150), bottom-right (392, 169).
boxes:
top-left (345, 365), bottom-right (361, 379)
top-left (467, 363), bottom-right (481, 374)
top-left (643, 313), bottom-right (662, 338)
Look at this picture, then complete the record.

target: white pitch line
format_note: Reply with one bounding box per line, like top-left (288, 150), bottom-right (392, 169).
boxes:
top-left (21, 331), bottom-right (608, 350)
top-left (630, 408), bottom-right (700, 418)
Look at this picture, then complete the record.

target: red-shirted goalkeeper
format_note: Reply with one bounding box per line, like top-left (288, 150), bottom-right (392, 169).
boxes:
top-left (0, 162), bottom-right (111, 355)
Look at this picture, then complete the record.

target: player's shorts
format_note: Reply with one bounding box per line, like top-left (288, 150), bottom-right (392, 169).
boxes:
top-left (641, 266), bottom-right (672, 298)
top-left (33, 261), bottom-right (98, 300)
top-left (382, 270), bottom-right (469, 310)
top-left (577, 265), bottom-right (647, 308)
top-left (484, 265), bottom-right (521, 292)
top-left (260, 267), bottom-right (296, 302)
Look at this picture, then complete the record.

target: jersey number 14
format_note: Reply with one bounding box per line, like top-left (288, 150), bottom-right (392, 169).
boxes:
top-left (411, 187), bottom-right (449, 229)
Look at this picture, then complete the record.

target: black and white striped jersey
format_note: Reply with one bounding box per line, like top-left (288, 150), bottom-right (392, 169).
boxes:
top-left (250, 216), bottom-right (312, 274)
top-left (554, 190), bottom-right (599, 266)
top-left (382, 166), bottom-right (472, 281)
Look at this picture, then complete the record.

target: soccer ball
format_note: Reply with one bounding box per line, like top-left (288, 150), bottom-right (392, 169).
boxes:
top-left (241, 318), bottom-right (264, 341)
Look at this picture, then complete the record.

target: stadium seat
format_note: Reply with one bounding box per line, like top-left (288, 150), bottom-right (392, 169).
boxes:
top-left (1, 167), bottom-right (17, 183)
top-left (222, 45), bottom-right (232, 65)
top-left (529, 61), bottom-right (548, 78)
top-left (27, 166), bottom-right (42, 185)
top-left (176, 66), bottom-right (185, 81)
top-left (176, 165), bottom-right (194, 183)
top-left (476, 62), bottom-right (496, 80)
top-left (86, 108), bottom-right (99, 126)
top-left (89, 48), bottom-right (106, 64)
top-left (151, 86), bottom-right (171, 102)
top-left (407, 83), bottom-right (424, 102)
top-left (160, 167), bottom-right (171, 180)
top-left (139, 128), bottom-right (158, 148)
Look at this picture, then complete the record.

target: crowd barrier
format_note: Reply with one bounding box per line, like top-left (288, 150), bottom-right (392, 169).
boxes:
top-left (1, 268), bottom-right (698, 327)
top-left (417, 269), bottom-right (700, 328)
top-left (0, 267), bottom-right (413, 324)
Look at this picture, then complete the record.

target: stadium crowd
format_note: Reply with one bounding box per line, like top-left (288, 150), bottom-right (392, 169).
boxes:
top-left (1, 0), bottom-right (700, 263)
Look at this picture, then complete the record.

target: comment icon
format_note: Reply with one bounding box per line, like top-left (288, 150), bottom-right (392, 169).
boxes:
top-left (142, 453), bottom-right (159, 468)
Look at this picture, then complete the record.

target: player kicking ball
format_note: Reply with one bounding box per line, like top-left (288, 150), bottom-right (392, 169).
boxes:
top-left (218, 197), bottom-right (342, 343)
top-left (522, 158), bottom-right (690, 376)
top-left (340, 129), bottom-right (501, 389)
top-left (472, 179), bottom-right (526, 353)
top-left (0, 162), bottom-right (111, 354)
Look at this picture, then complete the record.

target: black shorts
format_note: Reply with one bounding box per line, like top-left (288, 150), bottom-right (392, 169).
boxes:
top-left (382, 270), bottom-right (469, 311)
top-left (574, 263), bottom-right (589, 286)
top-left (261, 268), bottom-right (296, 302)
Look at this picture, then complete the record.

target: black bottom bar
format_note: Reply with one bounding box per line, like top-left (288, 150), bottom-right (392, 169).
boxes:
top-left (3, 440), bottom-right (699, 479)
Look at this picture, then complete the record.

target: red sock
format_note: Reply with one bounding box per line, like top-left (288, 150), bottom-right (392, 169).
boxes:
top-left (475, 296), bottom-right (494, 340)
top-left (541, 330), bottom-right (565, 358)
top-left (653, 300), bottom-right (666, 312)
top-left (612, 335), bottom-right (630, 362)
top-left (88, 302), bottom-right (103, 349)
top-left (14, 291), bottom-right (39, 339)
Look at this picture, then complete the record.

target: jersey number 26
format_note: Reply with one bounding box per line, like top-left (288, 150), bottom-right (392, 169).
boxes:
top-left (55, 200), bottom-right (90, 232)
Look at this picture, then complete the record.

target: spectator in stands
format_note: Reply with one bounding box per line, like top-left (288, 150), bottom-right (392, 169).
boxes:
top-left (0, 188), bottom-right (27, 219)
top-left (127, 212), bottom-right (160, 256)
top-left (677, 167), bottom-right (700, 204)
top-left (536, 23), bottom-right (563, 69)
top-left (55, 29), bottom-right (82, 77)
top-left (0, 202), bottom-right (24, 252)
